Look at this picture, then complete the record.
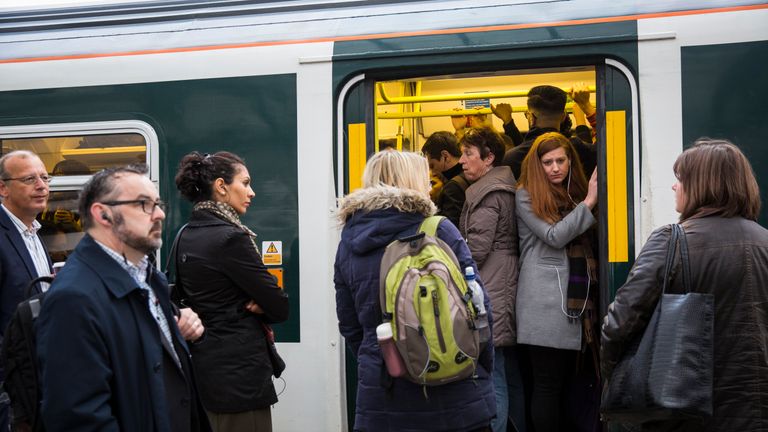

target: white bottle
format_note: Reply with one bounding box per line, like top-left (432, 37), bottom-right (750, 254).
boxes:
top-left (465, 266), bottom-right (490, 344)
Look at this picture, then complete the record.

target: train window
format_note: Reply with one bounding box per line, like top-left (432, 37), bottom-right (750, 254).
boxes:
top-left (0, 120), bottom-right (159, 264)
top-left (375, 67), bottom-right (596, 153)
top-left (37, 190), bottom-right (84, 264)
top-left (0, 132), bottom-right (147, 175)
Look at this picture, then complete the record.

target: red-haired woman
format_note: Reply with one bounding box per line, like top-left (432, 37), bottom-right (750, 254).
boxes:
top-left (515, 132), bottom-right (598, 432)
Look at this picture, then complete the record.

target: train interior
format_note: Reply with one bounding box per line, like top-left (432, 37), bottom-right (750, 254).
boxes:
top-left (344, 66), bottom-right (606, 430)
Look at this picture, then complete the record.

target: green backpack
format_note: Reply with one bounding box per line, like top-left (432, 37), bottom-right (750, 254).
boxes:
top-left (379, 215), bottom-right (481, 386)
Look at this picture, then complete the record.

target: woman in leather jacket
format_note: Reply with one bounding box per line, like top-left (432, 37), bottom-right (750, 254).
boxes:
top-left (174, 151), bottom-right (289, 432)
top-left (601, 139), bottom-right (768, 431)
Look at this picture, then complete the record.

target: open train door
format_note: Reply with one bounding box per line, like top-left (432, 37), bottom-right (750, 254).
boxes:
top-left (596, 60), bottom-right (640, 320)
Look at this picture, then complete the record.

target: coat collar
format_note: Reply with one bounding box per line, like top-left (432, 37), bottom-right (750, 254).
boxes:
top-left (337, 185), bottom-right (436, 224)
top-left (73, 234), bottom-right (162, 299)
top-left (465, 166), bottom-right (516, 210)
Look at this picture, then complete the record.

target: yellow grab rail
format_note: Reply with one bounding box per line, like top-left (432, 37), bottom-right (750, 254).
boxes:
top-left (377, 84), bottom-right (595, 105)
top-left (378, 104), bottom-right (577, 119)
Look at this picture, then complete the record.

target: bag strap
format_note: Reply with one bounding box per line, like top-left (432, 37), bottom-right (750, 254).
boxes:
top-left (419, 215), bottom-right (444, 237)
top-left (165, 224), bottom-right (188, 302)
top-left (661, 224), bottom-right (679, 295)
top-left (675, 223), bottom-right (692, 293)
top-left (25, 276), bottom-right (54, 298)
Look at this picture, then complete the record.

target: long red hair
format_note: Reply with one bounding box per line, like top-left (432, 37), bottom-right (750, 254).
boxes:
top-left (518, 132), bottom-right (588, 223)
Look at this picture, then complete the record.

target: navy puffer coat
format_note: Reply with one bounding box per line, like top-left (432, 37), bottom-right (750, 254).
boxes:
top-left (334, 185), bottom-right (496, 432)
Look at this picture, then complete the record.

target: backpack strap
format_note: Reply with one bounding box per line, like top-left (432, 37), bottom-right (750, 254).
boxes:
top-left (419, 216), bottom-right (445, 237)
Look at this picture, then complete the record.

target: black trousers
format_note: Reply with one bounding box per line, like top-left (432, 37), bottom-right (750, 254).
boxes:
top-left (527, 345), bottom-right (575, 432)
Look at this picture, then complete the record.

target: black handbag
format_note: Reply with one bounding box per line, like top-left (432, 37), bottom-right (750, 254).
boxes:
top-left (601, 224), bottom-right (714, 423)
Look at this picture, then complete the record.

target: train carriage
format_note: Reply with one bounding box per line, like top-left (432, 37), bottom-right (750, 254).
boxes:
top-left (0, 1), bottom-right (766, 430)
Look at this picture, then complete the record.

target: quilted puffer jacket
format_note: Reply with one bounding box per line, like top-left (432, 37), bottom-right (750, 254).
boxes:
top-left (334, 185), bottom-right (496, 432)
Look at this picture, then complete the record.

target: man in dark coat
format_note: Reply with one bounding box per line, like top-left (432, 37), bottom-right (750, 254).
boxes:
top-left (503, 85), bottom-right (596, 179)
top-left (0, 150), bottom-right (53, 431)
top-left (36, 164), bottom-right (210, 432)
top-left (422, 131), bottom-right (469, 228)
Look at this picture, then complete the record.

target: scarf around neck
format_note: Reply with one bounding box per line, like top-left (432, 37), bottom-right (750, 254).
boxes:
top-left (193, 200), bottom-right (260, 254)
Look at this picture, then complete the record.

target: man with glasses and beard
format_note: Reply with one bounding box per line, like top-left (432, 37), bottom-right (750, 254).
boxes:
top-left (36, 164), bottom-right (211, 432)
top-left (0, 150), bottom-right (53, 431)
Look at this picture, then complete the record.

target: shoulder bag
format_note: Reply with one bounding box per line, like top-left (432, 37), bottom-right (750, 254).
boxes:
top-left (600, 223), bottom-right (713, 423)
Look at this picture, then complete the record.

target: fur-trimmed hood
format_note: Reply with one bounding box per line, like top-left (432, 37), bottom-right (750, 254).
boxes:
top-left (336, 185), bottom-right (436, 255)
top-left (337, 185), bottom-right (436, 223)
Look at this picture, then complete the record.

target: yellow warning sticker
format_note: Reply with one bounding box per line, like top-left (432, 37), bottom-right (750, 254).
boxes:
top-left (261, 241), bottom-right (282, 265)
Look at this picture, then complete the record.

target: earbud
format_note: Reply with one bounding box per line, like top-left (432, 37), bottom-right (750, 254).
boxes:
top-left (101, 212), bottom-right (112, 223)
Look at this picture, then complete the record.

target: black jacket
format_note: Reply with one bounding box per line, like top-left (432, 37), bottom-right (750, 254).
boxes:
top-left (602, 218), bottom-right (768, 431)
top-left (176, 210), bottom-right (289, 412)
top-left (436, 162), bottom-right (468, 229)
top-left (502, 127), bottom-right (596, 180)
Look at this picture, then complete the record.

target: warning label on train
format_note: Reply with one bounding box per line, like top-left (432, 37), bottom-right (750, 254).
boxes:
top-left (261, 241), bottom-right (282, 265)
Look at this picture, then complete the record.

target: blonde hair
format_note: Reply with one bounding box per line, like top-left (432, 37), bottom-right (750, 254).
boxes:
top-left (362, 150), bottom-right (431, 196)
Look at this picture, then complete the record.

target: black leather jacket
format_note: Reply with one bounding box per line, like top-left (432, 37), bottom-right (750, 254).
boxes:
top-left (601, 217), bottom-right (768, 431)
top-left (176, 210), bottom-right (289, 412)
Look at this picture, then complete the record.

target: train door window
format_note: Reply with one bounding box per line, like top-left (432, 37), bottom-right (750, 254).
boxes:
top-left (0, 120), bottom-right (159, 264)
top-left (375, 68), bottom-right (596, 155)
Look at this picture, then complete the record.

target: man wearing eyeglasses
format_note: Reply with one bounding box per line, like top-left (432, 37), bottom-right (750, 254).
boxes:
top-left (0, 150), bottom-right (53, 431)
top-left (36, 164), bottom-right (210, 432)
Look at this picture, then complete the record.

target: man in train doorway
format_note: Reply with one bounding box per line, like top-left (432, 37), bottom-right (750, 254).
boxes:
top-left (0, 150), bottom-right (53, 431)
top-left (503, 85), bottom-right (596, 179)
top-left (422, 131), bottom-right (468, 228)
top-left (36, 164), bottom-right (211, 432)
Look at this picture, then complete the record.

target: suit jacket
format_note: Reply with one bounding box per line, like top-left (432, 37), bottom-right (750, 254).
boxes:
top-left (37, 234), bottom-right (210, 432)
top-left (0, 208), bottom-right (52, 353)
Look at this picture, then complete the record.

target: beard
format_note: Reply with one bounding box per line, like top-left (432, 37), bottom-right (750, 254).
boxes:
top-left (111, 212), bottom-right (163, 254)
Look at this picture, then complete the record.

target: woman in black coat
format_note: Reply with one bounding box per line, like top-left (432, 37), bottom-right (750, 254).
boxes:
top-left (175, 151), bottom-right (289, 432)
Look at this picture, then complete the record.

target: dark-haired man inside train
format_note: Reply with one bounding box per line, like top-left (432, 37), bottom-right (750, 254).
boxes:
top-left (503, 85), bottom-right (596, 180)
top-left (422, 131), bottom-right (467, 228)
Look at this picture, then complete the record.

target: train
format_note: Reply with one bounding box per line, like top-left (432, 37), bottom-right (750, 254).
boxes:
top-left (1, 0), bottom-right (766, 430)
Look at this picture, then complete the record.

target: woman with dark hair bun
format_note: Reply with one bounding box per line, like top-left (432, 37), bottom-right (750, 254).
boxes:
top-left (174, 151), bottom-right (289, 432)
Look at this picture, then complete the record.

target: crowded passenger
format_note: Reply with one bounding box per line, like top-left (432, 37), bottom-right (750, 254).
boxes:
top-left (503, 85), bottom-right (596, 180)
top-left (0, 150), bottom-right (53, 432)
top-left (515, 132), bottom-right (598, 432)
top-left (174, 151), bottom-right (289, 432)
top-left (457, 127), bottom-right (524, 432)
top-left (421, 131), bottom-right (468, 228)
top-left (602, 138), bottom-right (768, 430)
top-left (334, 150), bottom-right (495, 431)
top-left (36, 164), bottom-right (210, 432)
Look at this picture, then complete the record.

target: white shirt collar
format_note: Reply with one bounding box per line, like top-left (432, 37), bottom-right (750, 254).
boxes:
top-left (1, 203), bottom-right (41, 236)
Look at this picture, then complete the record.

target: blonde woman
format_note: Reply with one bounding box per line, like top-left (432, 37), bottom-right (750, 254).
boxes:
top-left (334, 150), bottom-right (495, 431)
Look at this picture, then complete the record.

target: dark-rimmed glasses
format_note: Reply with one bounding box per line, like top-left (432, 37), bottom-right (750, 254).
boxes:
top-left (101, 199), bottom-right (166, 215)
top-left (1, 174), bottom-right (53, 185)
